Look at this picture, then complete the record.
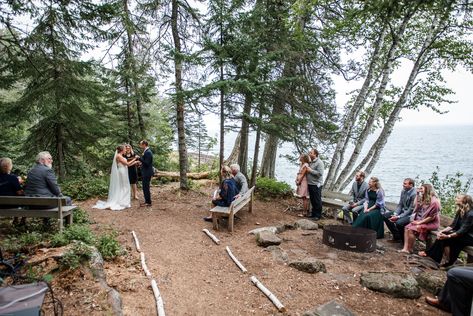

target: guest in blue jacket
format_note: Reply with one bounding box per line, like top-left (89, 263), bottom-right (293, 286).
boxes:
top-left (353, 176), bottom-right (386, 238)
top-left (204, 166), bottom-right (238, 222)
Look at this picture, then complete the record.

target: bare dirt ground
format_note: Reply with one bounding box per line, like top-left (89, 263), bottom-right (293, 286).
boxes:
top-left (75, 181), bottom-right (449, 316)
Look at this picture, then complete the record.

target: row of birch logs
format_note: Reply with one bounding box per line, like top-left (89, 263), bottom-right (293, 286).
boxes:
top-left (131, 231), bottom-right (165, 316)
top-left (202, 229), bottom-right (286, 312)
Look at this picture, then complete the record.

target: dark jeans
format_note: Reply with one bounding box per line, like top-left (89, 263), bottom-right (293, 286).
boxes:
top-left (439, 267), bottom-right (473, 315)
top-left (383, 211), bottom-right (411, 241)
top-left (308, 184), bottom-right (322, 219)
top-left (142, 175), bottom-right (152, 205)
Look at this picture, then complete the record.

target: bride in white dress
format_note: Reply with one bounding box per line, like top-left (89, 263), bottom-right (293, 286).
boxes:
top-left (94, 145), bottom-right (139, 211)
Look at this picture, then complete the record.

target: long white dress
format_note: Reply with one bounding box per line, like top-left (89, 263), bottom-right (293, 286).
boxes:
top-left (93, 151), bottom-right (131, 211)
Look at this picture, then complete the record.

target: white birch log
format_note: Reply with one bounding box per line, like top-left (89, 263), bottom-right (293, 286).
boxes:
top-left (151, 279), bottom-right (165, 316)
top-left (250, 276), bottom-right (286, 312)
top-left (202, 229), bottom-right (220, 245)
top-left (226, 246), bottom-right (247, 273)
top-left (140, 252), bottom-right (152, 277)
top-left (131, 231), bottom-right (141, 252)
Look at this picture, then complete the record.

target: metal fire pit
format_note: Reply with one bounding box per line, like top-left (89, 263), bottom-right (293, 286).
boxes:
top-left (322, 225), bottom-right (376, 253)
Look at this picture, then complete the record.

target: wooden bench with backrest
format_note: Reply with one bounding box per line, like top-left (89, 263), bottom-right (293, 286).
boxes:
top-left (211, 186), bottom-right (255, 232)
top-left (0, 196), bottom-right (76, 231)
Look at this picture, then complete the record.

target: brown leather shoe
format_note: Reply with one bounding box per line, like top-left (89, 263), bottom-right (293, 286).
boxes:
top-left (425, 296), bottom-right (440, 308)
top-left (139, 203), bottom-right (152, 207)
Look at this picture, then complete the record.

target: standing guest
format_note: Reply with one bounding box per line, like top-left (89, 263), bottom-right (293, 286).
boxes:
top-left (124, 144), bottom-right (139, 200)
top-left (353, 176), bottom-right (386, 238)
top-left (25, 152), bottom-right (71, 204)
top-left (294, 154), bottom-right (310, 217)
top-left (306, 148), bottom-right (324, 220)
top-left (419, 194), bottom-right (473, 267)
top-left (0, 158), bottom-right (25, 225)
top-left (342, 171), bottom-right (368, 224)
top-left (203, 166), bottom-right (238, 222)
top-left (399, 183), bottom-right (440, 254)
top-left (138, 140), bottom-right (153, 207)
top-left (383, 178), bottom-right (417, 243)
top-left (230, 163), bottom-right (248, 195)
top-left (425, 266), bottom-right (473, 315)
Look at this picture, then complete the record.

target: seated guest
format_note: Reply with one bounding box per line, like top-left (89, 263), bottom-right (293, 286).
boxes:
top-left (399, 184), bottom-right (440, 254)
top-left (425, 267), bottom-right (473, 315)
top-left (230, 163), bottom-right (248, 195)
top-left (203, 166), bottom-right (238, 222)
top-left (342, 170), bottom-right (368, 224)
top-left (419, 194), bottom-right (473, 267)
top-left (353, 176), bottom-right (385, 239)
top-left (0, 158), bottom-right (25, 225)
top-left (383, 178), bottom-right (416, 243)
top-left (25, 151), bottom-right (71, 205)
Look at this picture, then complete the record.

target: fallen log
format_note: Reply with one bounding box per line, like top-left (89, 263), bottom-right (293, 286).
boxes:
top-left (250, 276), bottom-right (286, 312)
top-left (151, 279), bottom-right (166, 316)
top-left (131, 231), bottom-right (141, 252)
top-left (226, 246), bottom-right (247, 273)
top-left (202, 229), bottom-right (220, 245)
top-left (154, 171), bottom-right (211, 180)
top-left (140, 252), bottom-right (152, 277)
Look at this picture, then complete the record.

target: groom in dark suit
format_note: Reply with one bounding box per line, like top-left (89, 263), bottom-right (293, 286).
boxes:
top-left (138, 140), bottom-right (153, 207)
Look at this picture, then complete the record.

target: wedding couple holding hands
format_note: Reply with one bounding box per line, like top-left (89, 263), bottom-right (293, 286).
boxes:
top-left (94, 140), bottom-right (153, 211)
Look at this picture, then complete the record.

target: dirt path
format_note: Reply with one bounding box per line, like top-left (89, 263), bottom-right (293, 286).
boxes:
top-left (80, 182), bottom-right (448, 316)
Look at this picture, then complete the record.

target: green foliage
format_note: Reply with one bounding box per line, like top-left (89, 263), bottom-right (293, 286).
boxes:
top-left (51, 224), bottom-right (95, 247)
top-left (96, 232), bottom-right (121, 260)
top-left (59, 242), bottom-right (92, 270)
top-left (1, 232), bottom-right (44, 253)
top-left (419, 167), bottom-right (472, 218)
top-left (255, 177), bottom-right (292, 199)
top-left (72, 208), bottom-right (90, 225)
top-left (61, 176), bottom-right (109, 200)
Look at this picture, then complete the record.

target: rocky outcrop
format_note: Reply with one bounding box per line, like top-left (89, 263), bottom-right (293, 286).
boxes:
top-left (264, 246), bottom-right (289, 263)
top-left (295, 219), bottom-right (318, 230)
top-left (289, 259), bottom-right (326, 273)
top-left (256, 231), bottom-right (282, 247)
top-left (249, 226), bottom-right (279, 235)
top-left (303, 300), bottom-right (355, 316)
top-left (415, 271), bottom-right (446, 294)
top-left (360, 272), bottom-right (421, 299)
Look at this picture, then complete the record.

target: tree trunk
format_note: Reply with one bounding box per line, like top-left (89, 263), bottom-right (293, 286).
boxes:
top-left (332, 14), bottom-right (412, 191)
top-left (224, 131), bottom-right (240, 166)
top-left (324, 24), bottom-right (387, 190)
top-left (238, 91), bottom-right (252, 177)
top-left (250, 106), bottom-right (263, 187)
top-left (123, 0), bottom-right (146, 139)
top-left (337, 11), bottom-right (446, 190)
top-left (171, 0), bottom-right (188, 189)
top-left (125, 77), bottom-right (133, 143)
top-left (259, 133), bottom-right (278, 178)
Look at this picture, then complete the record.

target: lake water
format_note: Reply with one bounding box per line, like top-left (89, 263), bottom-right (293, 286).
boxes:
top-left (221, 125), bottom-right (473, 201)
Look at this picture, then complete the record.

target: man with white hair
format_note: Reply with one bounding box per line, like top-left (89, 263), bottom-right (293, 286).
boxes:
top-left (230, 164), bottom-right (248, 195)
top-left (25, 151), bottom-right (70, 205)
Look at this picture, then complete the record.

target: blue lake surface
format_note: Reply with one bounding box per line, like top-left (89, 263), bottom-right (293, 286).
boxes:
top-left (222, 125), bottom-right (473, 201)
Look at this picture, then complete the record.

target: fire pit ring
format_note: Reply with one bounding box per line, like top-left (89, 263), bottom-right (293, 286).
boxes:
top-left (322, 225), bottom-right (376, 253)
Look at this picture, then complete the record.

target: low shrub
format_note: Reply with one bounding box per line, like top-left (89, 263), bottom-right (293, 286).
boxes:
top-left (50, 224), bottom-right (95, 247)
top-left (61, 176), bottom-right (109, 201)
top-left (73, 208), bottom-right (90, 224)
top-left (255, 177), bottom-right (292, 199)
top-left (59, 242), bottom-right (92, 270)
top-left (96, 232), bottom-right (121, 260)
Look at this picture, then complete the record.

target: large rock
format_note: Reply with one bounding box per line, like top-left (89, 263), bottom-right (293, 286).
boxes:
top-left (256, 231), bottom-right (282, 247)
top-left (303, 300), bottom-right (355, 316)
top-left (289, 259), bottom-right (326, 273)
top-left (415, 271), bottom-right (447, 294)
top-left (249, 226), bottom-right (279, 235)
top-left (360, 272), bottom-right (421, 299)
top-left (295, 219), bottom-right (318, 230)
top-left (264, 246), bottom-right (289, 263)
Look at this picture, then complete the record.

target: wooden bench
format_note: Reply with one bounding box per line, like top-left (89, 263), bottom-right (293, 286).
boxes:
top-left (0, 196), bottom-right (76, 231)
top-left (211, 186), bottom-right (255, 232)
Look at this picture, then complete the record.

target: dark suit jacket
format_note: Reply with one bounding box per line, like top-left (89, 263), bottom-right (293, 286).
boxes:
top-left (139, 148), bottom-right (154, 178)
top-left (24, 163), bottom-right (62, 197)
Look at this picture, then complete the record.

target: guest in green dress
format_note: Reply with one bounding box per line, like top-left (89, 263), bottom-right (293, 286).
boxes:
top-left (353, 176), bottom-right (386, 239)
